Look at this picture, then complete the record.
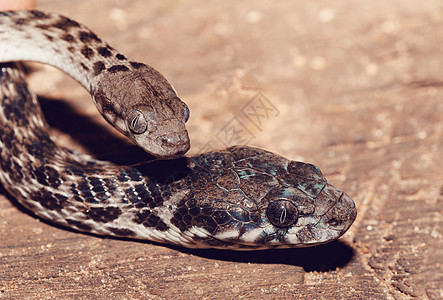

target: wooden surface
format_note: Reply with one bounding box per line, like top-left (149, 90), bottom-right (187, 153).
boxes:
top-left (1, 1), bottom-right (442, 299)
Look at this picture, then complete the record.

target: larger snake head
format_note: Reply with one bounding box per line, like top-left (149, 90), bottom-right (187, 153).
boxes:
top-left (172, 146), bottom-right (357, 249)
top-left (91, 63), bottom-right (190, 158)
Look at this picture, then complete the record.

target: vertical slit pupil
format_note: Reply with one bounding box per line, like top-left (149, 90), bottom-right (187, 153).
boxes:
top-left (279, 206), bottom-right (287, 224)
top-left (131, 114), bottom-right (139, 129)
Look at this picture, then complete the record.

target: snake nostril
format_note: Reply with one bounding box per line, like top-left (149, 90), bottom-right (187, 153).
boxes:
top-left (160, 133), bottom-right (189, 147)
top-left (160, 135), bottom-right (179, 146)
top-left (159, 135), bottom-right (190, 155)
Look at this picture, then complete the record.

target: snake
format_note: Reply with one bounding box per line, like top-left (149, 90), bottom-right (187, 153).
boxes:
top-left (0, 10), bottom-right (190, 158)
top-left (0, 10), bottom-right (357, 250)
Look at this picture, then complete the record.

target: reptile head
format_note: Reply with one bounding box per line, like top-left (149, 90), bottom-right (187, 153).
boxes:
top-left (92, 63), bottom-right (190, 158)
top-left (171, 146), bottom-right (357, 249)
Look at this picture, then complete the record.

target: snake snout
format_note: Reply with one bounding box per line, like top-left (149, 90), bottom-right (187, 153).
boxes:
top-left (320, 190), bottom-right (357, 235)
top-left (158, 132), bottom-right (190, 156)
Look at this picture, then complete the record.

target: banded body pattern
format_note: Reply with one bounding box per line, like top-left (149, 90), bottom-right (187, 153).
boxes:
top-left (0, 10), bottom-right (190, 157)
top-left (0, 63), bottom-right (356, 249)
top-left (1, 10), bottom-right (135, 89)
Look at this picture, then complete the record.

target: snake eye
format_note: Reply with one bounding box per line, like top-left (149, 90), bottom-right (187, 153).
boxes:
top-left (266, 200), bottom-right (299, 228)
top-left (128, 109), bottom-right (148, 134)
top-left (184, 106), bottom-right (190, 123)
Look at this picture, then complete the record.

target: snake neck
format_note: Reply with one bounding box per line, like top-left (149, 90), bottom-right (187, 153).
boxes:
top-left (0, 10), bottom-right (191, 157)
top-left (0, 10), bottom-right (136, 91)
top-left (0, 10), bottom-right (137, 90)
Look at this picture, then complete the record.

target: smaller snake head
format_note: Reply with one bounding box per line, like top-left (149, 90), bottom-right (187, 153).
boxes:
top-left (173, 146), bottom-right (357, 249)
top-left (91, 63), bottom-right (190, 158)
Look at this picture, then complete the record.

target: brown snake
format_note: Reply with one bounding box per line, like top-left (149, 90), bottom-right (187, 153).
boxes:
top-left (0, 10), bottom-right (190, 158)
top-left (0, 11), bottom-right (357, 249)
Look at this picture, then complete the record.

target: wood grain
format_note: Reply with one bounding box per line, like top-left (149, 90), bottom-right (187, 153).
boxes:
top-left (1, 0), bottom-right (442, 298)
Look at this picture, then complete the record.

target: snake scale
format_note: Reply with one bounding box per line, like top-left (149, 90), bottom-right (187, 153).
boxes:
top-left (0, 10), bottom-right (356, 249)
top-left (0, 10), bottom-right (190, 158)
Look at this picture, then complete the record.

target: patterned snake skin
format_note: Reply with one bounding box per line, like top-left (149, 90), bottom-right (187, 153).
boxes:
top-left (0, 11), bottom-right (357, 249)
top-left (0, 10), bottom-right (190, 157)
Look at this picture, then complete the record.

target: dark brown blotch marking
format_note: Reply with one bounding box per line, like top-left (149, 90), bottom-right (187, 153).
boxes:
top-left (33, 165), bottom-right (62, 188)
top-left (15, 18), bottom-right (26, 25)
top-left (67, 46), bottom-right (75, 53)
top-left (171, 208), bottom-right (190, 232)
top-left (93, 61), bottom-right (105, 75)
top-left (97, 46), bottom-right (112, 57)
top-left (0, 154), bottom-right (23, 182)
top-left (44, 33), bottom-right (54, 41)
top-left (52, 16), bottom-right (81, 30)
top-left (86, 206), bottom-right (122, 223)
top-left (61, 33), bottom-right (75, 42)
top-left (80, 63), bottom-right (89, 71)
top-left (192, 215), bottom-right (217, 234)
top-left (126, 169), bottom-right (143, 182)
top-left (36, 24), bottom-right (50, 30)
top-left (123, 187), bottom-right (140, 204)
top-left (117, 171), bottom-right (129, 182)
top-left (79, 31), bottom-right (101, 43)
top-left (81, 46), bottom-right (94, 59)
top-left (107, 65), bottom-right (129, 73)
top-left (32, 190), bottom-right (65, 211)
top-left (145, 182), bottom-right (164, 209)
top-left (103, 178), bottom-right (118, 194)
top-left (30, 10), bottom-right (49, 19)
top-left (108, 227), bottom-right (135, 236)
top-left (0, 11), bottom-right (15, 16)
top-left (134, 184), bottom-right (150, 201)
top-left (133, 209), bottom-right (169, 231)
top-left (130, 62), bottom-right (145, 69)
top-left (116, 54), bottom-right (126, 60)
top-left (66, 219), bottom-right (93, 232)
top-left (155, 219), bottom-right (169, 231)
top-left (45, 166), bottom-right (62, 188)
top-left (88, 177), bottom-right (105, 193)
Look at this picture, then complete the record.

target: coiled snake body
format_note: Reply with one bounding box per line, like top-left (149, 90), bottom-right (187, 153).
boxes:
top-left (0, 11), bottom-right (356, 249)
